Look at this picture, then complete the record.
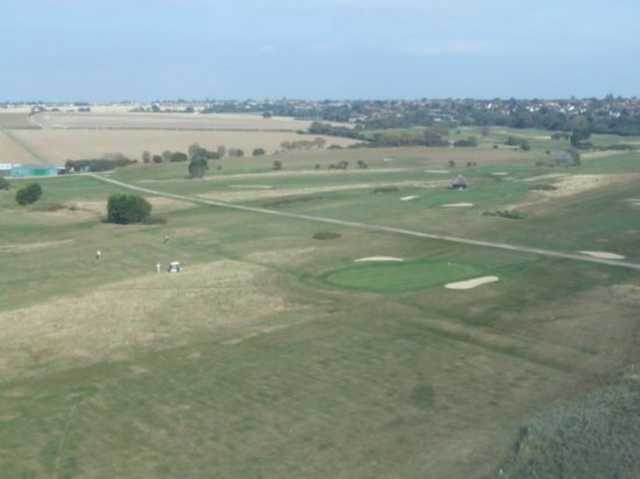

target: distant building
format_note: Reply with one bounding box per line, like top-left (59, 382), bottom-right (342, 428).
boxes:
top-left (10, 164), bottom-right (59, 178)
top-left (0, 163), bottom-right (18, 177)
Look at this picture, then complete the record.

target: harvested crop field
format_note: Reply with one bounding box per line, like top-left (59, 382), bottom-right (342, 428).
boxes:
top-left (0, 112), bottom-right (39, 129)
top-left (32, 112), bottom-right (312, 131)
top-left (8, 129), bottom-right (359, 164)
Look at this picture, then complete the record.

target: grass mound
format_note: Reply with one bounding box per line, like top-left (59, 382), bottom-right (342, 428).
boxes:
top-left (324, 259), bottom-right (481, 293)
top-left (312, 231), bottom-right (342, 240)
top-left (497, 383), bottom-right (640, 478)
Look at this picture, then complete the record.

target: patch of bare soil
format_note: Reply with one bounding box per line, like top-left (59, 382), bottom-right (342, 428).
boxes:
top-left (0, 260), bottom-right (297, 380)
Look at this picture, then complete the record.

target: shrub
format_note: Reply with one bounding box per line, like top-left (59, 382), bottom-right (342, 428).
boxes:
top-left (0, 177), bottom-right (10, 190)
top-left (482, 210), bottom-right (525, 220)
top-left (529, 184), bottom-right (558, 191)
top-left (170, 152), bottom-right (188, 162)
top-left (152, 155), bottom-right (163, 164)
top-left (15, 183), bottom-right (42, 205)
top-left (314, 164), bottom-right (321, 170)
top-left (273, 160), bottom-right (283, 170)
top-left (188, 158), bottom-right (208, 178)
top-left (252, 148), bottom-right (266, 156)
top-left (312, 231), bottom-right (342, 240)
top-left (106, 194), bottom-right (152, 224)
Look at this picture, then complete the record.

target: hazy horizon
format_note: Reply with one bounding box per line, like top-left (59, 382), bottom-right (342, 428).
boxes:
top-left (2, 0), bottom-right (638, 102)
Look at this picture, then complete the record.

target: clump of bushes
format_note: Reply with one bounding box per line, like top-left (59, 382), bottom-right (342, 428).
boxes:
top-left (252, 148), bottom-right (266, 156)
top-left (106, 194), bottom-right (152, 224)
top-left (482, 210), bottom-right (525, 220)
top-left (528, 184), bottom-right (558, 191)
top-left (0, 177), bottom-right (9, 190)
top-left (65, 153), bottom-right (135, 172)
top-left (497, 383), bottom-right (640, 479)
top-left (16, 183), bottom-right (42, 206)
top-left (273, 160), bottom-right (283, 171)
top-left (312, 231), bottom-right (341, 240)
top-left (453, 136), bottom-right (479, 147)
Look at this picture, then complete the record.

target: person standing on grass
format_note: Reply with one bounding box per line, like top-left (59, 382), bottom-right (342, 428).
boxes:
top-left (156, 263), bottom-right (161, 273)
top-left (163, 234), bottom-right (170, 244)
top-left (96, 249), bottom-right (102, 261)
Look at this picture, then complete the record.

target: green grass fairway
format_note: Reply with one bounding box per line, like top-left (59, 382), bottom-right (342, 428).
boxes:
top-left (324, 259), bottom-right (483, 293)
top-left (1, 133), bottom-right (640, 478)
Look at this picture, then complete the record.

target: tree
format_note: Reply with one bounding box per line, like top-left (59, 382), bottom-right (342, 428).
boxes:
top-left (170, 152), bottom-right (188, 162)
top-left (229, 148), bottom-right (244, 157)
top-left (273, 160), bottom-right (283, 170)
top-left (0, 177), bottom-right (9, 190)
top-left (217, 146), bottom-right (226, 158)
top-left (15, 183), bottom-right (42, 206)
top-left (107, 194), bottom-right (152, 224)
top-left (142, 151), bottom-right (151, 164)
top-left (262, 112), bottom-right (272, 119)
top-left (188, 158), bottom-right (208, 178)
top-left (252, 148), bottom-right (266, 156)
top-left (152, 155), bottom-right (163, 164)
top-left (162, 150), bottom-right (172, 163)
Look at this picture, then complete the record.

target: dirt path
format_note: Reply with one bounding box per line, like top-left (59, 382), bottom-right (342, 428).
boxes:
top-left (89, 174), bottom-right (640, 272)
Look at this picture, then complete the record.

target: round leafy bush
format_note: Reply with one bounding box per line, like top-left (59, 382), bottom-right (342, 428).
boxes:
top-left (0, 177), bottom-right (10, 190)
top-left (15, 183), bottom-right (42, 205)
top-left (107, 194), bottom-right (152, 224)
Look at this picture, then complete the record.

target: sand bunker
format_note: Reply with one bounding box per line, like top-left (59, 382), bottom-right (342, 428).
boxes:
top-left (441, 203), bottom-right (474, 208)
top-left (579, 251), bottom-right (626, 260)
top-left (400, 195), bottom-right (420, 201)
top-left (491, 172), bottom-right (509, 176)
top-left (354, 256), bottom-right (404, 263)
top-left (425, 170), bottom-right (450, 174)
top-left (445, 276), bottom-right (499, 290)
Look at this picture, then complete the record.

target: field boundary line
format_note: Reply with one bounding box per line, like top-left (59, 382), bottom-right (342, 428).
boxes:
top-left (89, 173), bottom-right (640, 272)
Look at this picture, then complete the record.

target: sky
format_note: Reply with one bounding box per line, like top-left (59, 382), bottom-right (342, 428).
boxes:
top-left (1, 0), bottom-right (638, 101)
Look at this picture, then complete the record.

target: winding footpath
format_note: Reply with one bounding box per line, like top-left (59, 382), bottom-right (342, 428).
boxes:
top-left (89, 173), bottom-right (640, 272)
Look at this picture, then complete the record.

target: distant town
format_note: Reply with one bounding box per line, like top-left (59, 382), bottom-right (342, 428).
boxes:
top-left (3, 96), bottom-right (640, 136)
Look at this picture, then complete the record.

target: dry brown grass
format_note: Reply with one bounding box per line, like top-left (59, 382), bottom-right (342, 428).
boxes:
top-left (0, 130), bottom-right (36, 163)
top-left (197, 180), bottom-right (446, 202)
top-left (32, 111), bottom-right (312, 131)
top-left (0, 260), bottom-right (297, 380)
top-left (9, 129), bottom-right (359, 165)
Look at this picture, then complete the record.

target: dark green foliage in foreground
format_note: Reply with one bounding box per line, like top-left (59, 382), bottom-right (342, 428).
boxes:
top-left (497, 383), bottom-right (640, 479)
top-left (0, 176), bottom-right (9, 190)
top-left (106, 194), bottom-right (152, 224)
top-left (15, 183), bottom-right (42, 205)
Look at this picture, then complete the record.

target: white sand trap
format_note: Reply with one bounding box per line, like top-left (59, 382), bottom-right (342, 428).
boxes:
top-left (523, 173), bottom-right (568, 182)
top-left (491, 172), bottom-right (509, 176)
top-left (445, 276), bottom-right (499, 290)
top-left (425, 170), bottom-right (450, 174)
top-left (383, 158), bottom-right (395, 162)
top-left (579, 251), bottom-right (626, 260)
top-left (354, 256), bottom-right (404, 263)
top-left (401, 195), bottom-right (420, 201)
top-left (441, 203), bottom-right (474, 208)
